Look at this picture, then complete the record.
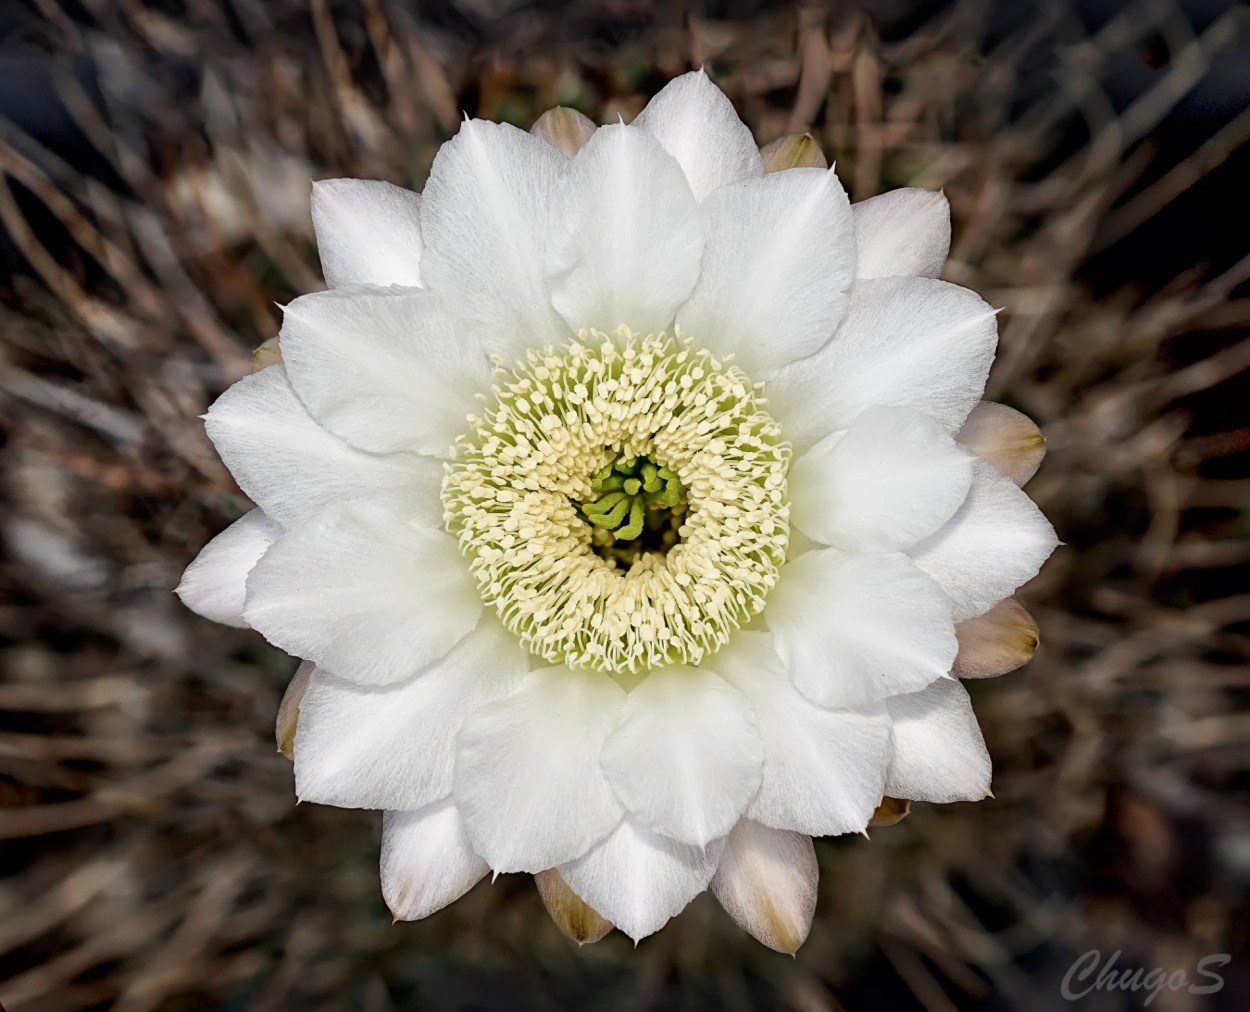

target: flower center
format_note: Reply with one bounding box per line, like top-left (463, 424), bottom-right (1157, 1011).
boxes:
top-left (442, 328), bottom-right (790, 679)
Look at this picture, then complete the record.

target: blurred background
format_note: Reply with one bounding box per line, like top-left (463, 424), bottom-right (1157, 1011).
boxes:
top-left (2, 0), bottom-right (1249, 1009)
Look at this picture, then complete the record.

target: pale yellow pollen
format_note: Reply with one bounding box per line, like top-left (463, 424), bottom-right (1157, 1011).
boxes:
top-left (442, 327), bottom-right (790, 677)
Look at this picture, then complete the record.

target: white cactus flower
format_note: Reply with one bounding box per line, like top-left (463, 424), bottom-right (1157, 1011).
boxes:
top-left (178, 70), bottom-right (1057, 951)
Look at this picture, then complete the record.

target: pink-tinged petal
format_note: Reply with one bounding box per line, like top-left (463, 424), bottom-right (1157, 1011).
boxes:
top-left (957, 401), bottom-right (1046, 486)
top-left (311, 179), bottom-right (423, 289)
top-left (711, 819), bottom-right (817, 954)
top-left (382, 801), bottom-right (488, 921)
top-left (885, 679), bottom-right (992, 803)
top-left (558, 817), bottom-right (725, 942)
top-left (952, 597), bottom-right (1040, 678)
top-left (454, 666), bottom-right (626, 873)
top-left (177, 508), bottom-right (281, 628)
top-left (632, 69), bottom-right (763, 200)
top-left (530, 107), bottom-right (597, 157)
top-left (852, 188), bottom-right (950, 280)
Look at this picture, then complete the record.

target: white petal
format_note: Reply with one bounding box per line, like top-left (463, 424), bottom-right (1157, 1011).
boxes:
top-left (558, 817), bottom-right (724, 941)
top-left (632, 70), bottom-right (763, 201)
top-left (676, 167), bottom-right (854, 379)
top-left (544, 123), bottom-right (704, 337)
top-left (765, 549), bottom-right (956, 708)
top-left (176, 508), bottom-right (281, 627)
top-left (293, 621), bottom-right (528, 810)
top-left (714, 632), bottom-right (890, 836)
top-left (311, 179), bottom-right (424, 289)
top-left (381, 800), bottom-right (489, 921)
top-left (852, 188), bottom-right (950, 280)
top-left (418, 119), bottom-right (569, 360)
top-left (280, 287), bottom-right (489, 456)
top-left (204, 365), bottom-right (445, 528)
top-left (766, 277), bottom-right (999, 454)
top-left (711, 819), bottom-right (817, 954)
top-left (909, 458), bottom-right (1058, 621)
top-left (601, 666), bottom-right (763, 848)
top-left (789, 405), bottom-right (973, 553)
top-left (454, 666), bottom-right (625, 873)
top-left (885, 679), bottom-right (991, 803)
top-left (956, 401), bottom-right (1046, 486)
top-left (244, 502), bottom-right (481, 685)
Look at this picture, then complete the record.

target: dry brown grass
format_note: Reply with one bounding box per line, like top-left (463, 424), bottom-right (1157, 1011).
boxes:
top-left (1, 1), bottom-right (1248, 1009)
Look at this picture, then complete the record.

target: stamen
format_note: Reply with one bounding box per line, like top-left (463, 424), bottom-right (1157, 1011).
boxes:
top-left (442, 327), bottom-right (790, 678)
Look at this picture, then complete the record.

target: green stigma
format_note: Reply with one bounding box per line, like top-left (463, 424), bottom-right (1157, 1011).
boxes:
top-left (579, 453), bottom-right (686, 541)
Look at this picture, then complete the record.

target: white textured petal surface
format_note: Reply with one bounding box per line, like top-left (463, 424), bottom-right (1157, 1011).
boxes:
top-left (381, 801), bottom-right (489, 921)
top-left (957, 401), bottom-right (1046, 486)
top-left (910, 458), bottom-right (1059, 621)
top-left (711, 819), bottom-right (817, 954)
top-left (632, 69), bottom-right (763, 200)
top-left (765, 549), bottom-right (956, 708)
top-left (715, 632), bottom-right (890, 836)
top-left (454, 666), bottom-right (626, 873)
top-left (176, 508), bottom-right (281, 627)
top-left (311, 179), bottom-right (424, 289)
top-left (545, 123), bottom-right (704, 337)
top-left (559, 817), bottom-right (724, 941)
top-left (280, 287), bottom-right (489, 456)
top-left (244, 502), bottom-right (481, 685)
top-left (676, 167), bottom-right (854, 379)
top-left (293, 621), bottom-right (529, 810)
top-left (601, 666), bottom-right (763, 848)
top-left (852, 188), bottom-right (950, 280)
top-left (885, 679), bottom-right (992, 803)
top-left (789, 405), bottom-right (974, 553)
top-left (204, 366), bottom-right (445, 528)
top-left (767, 277), bottom-right (999, 453)
top-left (419, 120), bottom-right (569, 360)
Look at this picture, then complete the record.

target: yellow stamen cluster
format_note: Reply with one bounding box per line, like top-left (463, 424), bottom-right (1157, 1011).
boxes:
top-left (442, 328), bottom-right (790, 677)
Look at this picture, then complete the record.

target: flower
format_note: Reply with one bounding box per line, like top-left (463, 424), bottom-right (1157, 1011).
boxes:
top-left (177, 70), bottom-right (1058, 951)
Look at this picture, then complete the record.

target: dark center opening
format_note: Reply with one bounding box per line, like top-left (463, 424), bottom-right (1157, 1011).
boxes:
top-left (574, 452), bottom-right (689, 570)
